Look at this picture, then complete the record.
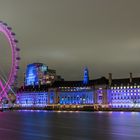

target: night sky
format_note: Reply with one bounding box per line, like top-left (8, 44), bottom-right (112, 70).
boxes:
top-left (0, 0), bottom-right (140, 84)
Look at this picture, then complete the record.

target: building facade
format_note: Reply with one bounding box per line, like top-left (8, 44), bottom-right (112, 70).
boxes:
top-left (17, 65), bottom-right (140, 109)
top-left (17, 77), bottom-right (109, 109)
top-left (110, 74), bottom-right (140, 108)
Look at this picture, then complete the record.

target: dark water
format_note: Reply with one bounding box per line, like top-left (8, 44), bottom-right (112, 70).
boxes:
top-left (0, 111), bottom-right (140, 140)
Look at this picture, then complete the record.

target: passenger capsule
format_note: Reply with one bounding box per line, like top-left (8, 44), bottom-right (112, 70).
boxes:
top-left (16, 57), bottom-right (21, 60)
top-left (16, 66), bottom-right (20, 69)
top-left (11, 32), bottom-right (16, 36)
top-left (14, 39), bottom-right (18, 43)
top-left (16, 47), bottom-right (20, 51)
top-left (3, 23), bottom-right (8, 26)
top-left (7, 27), bottom-right (12, 30)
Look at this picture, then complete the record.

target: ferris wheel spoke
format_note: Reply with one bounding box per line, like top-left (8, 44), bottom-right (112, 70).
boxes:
top-left (0, 80), bottom-right (9, 101)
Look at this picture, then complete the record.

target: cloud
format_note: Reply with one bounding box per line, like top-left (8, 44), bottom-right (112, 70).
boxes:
top-left (0, 0), bottom-right (140, 85)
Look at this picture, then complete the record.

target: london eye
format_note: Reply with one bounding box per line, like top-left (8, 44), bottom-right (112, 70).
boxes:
top-left (0, 21), bottom-right (20, 104)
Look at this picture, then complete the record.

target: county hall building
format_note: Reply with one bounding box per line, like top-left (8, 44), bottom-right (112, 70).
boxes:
top-left (16, 63), bottom-right (140, 109)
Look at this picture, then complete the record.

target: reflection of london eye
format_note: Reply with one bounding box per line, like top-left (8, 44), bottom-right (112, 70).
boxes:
top-left (0, 21), bottom-right (20, 102)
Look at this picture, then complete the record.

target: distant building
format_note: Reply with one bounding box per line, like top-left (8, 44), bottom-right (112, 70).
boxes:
top-left (17, 67), bottom-right (109, 108)
top-left (109, 73), bottom-right (140, 108)
top-left (83, 67), bottom-right (89, 84)
top-left (17, 66), bottom-right (140, 109)
top-left (25, 63), bottom-right (63, 86)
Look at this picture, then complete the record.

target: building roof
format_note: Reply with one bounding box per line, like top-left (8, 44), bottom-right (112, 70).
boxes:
top-left (111, 77), bottom-right (140, 86)
top-left (18, 77), bottom-right (109, 92)
top-left (18, 76), bottom-right (140, 93)
top-left (52, 76), bottom-right (108, 87)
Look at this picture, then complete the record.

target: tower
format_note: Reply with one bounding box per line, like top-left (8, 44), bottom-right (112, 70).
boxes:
top-left (83, 67), bottom-right (89, 84)
top-left (108, 73), bottom-right (112, 86)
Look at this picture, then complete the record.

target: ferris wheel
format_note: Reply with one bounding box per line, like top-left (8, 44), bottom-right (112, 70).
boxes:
top-left (0, 21), bottom-right (20, 102)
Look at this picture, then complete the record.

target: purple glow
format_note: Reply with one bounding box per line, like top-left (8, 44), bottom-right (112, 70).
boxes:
top-left (0, 80), bottom-right (9, 101)
top-left (0, 21), bottom-right (20, 100)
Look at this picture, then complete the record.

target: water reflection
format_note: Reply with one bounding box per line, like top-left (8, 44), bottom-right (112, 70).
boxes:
top-left (0, 111), bottom-right (140, 140)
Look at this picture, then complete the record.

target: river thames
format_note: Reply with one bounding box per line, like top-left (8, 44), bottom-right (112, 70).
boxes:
top-left (0, 111), bottom-right (140, 140)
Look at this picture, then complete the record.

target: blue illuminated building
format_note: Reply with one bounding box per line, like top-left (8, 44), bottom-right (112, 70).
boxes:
top-left (109, 74), bottom-right (140, 108)
top-left (25, 63), bottom-right (39, 85)
top-left (25, 63), bottom-right (63, 86)
top-left (17, 68), bottom-right (108, 108)
top-left (83, 67), bottom-right (89, 84)
top-left (16, 92), bottom-right (48, 107)
top-left (25, 63), bottom-right (48, 86)
top-left (17, 65), bottom-right (140, 110)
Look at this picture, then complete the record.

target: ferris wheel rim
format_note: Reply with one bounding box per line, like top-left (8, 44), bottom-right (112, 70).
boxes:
top-left (0, 21), bottom-right (20, 96)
